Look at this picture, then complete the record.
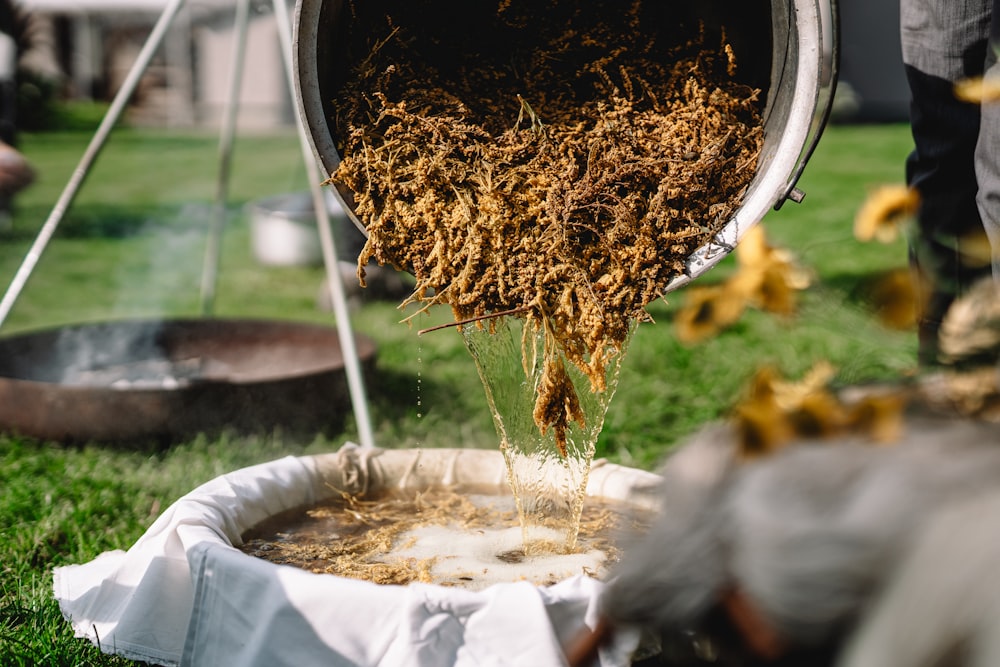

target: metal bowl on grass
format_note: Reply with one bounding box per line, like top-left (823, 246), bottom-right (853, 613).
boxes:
top-left (0, 318), bottom-right (377, 445)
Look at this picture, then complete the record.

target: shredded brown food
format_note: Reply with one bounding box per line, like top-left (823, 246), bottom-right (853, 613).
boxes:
top-left (239, 489), bottom-right (638, 586)
top-left (328, 0), bottom-right (765, 451)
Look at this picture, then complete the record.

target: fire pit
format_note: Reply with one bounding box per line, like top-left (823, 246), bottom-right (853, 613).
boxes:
top-left (0, 318), bottom-right (376, 444)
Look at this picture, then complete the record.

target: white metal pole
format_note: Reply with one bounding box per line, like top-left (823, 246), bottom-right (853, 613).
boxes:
top-left (0, 0), bottom-right (189, 330)
top-left (200, 0), bottom-right (252, 315)
top-left (272, 0), bottom-right (377, 449)
top-left (166, 4), bottom-right (195, 127)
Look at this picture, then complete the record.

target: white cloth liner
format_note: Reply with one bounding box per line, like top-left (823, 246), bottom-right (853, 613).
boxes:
top-left (53, 445), bottom-right (659, 666)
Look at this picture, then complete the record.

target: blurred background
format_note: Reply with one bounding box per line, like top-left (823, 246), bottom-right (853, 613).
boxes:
top-left (8, 0), bottom-right (909, 132)
top-left (16, 0), bottom-right (293, 131)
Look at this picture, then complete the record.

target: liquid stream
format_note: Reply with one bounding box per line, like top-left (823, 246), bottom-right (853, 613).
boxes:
top-left (462, 316), bottom-right (633, 553)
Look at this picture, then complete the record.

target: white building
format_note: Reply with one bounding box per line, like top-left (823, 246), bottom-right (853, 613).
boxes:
top-left (18, 0), bottom-right (293, 129)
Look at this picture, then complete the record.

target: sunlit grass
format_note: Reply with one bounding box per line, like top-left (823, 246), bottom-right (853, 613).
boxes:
top-left (0, 122), bottom-right (917, 663)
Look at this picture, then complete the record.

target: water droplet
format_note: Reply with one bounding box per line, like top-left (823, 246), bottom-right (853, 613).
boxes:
top-left (416, 344), bottom-right (424, 422)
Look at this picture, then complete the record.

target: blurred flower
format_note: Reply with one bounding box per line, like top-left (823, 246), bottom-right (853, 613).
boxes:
top-left (846, 393), bottom-right (906, 444)
top-left (733, 362), bottom-right (907, 459)
top-left (919, 366), bottom-right (1000, 421)
top-left (785, 391), bottom-right (849, 439)
top-left (734, 396), bottom-right (795, 459)
top-left (854, 185), bottom-right (919, 243)
top-left (769, 360), bottom-right (837, 407)
top-left (733, 366), bottom-right (794, 458)
top-left (673, 284), bottom-right (747, 344)
top-left (865, 267), bottom-right (923, 330)
top-left (749, 261), bottom-right (808, 316)
top-left (673, 226), bottom-right (811, 344)
top-left (876, 228), bottom-right (997, 342)
top-left (954, 76), bottom-right (1000, 104)
top-left (734, 223), bottom-right (772, 273)
top-left (734, 225), bottom-right (812, 315)
top-left (955, 229), bottom-right (995, 269)
top-left (938, 275), bottom-right (1000, 366)
top-left (734, 363), bottom-right (839, 458)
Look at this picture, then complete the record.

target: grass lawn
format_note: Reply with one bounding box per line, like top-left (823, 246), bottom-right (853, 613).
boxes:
top-left (0, 120), bottom-right (917, 664)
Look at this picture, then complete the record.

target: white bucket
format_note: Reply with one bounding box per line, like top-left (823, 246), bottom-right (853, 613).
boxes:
top-left (54, 446), bottom-right (660, 667)
top-left (247, 191), bottom-right (366, 267)
top-left (247, 192), bottom-right (323, 266)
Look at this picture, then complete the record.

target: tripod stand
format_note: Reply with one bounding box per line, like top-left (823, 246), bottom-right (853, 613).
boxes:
top-left (0, 0), bottom-right (375, 448)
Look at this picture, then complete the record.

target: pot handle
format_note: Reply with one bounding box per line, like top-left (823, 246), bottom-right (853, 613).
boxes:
top-left (775, 0), bottom-right (841, 210)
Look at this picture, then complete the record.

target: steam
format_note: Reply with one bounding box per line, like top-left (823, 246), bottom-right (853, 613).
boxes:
top-left (55, 203), bottom-right (215, 389)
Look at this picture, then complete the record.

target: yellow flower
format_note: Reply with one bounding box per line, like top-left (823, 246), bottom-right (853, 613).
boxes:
top-left (734, 396), bottom-right (795, 459)
top-left (731, 225), bottom-right (811, 315)
top-left (673, 284), bottom-right (748, 344)
top-left (854, 185), bottom-right (920, 243)
top-left (733, 363), bottom-right (909, 459)
top-left (956, 229), bottom-right (995, 269)
top-left (768, 361), bottom-right (836, 409)
top-left (865, 267), bottom-right (922, 330)
top-left (735, 224), bottom-right (771, 272)
top-left (954, 76), bottom-right (1000, 104)
top-left (733, 363), bottom-right (841, 458)
top-left (749, 262), bottom-right (803, 316)
top-left (673, 226), bottom-right (812, 346)
top-left (846, 393), bottom-right (907, 444)
top-left (786, 392), bottom-right (849, 439)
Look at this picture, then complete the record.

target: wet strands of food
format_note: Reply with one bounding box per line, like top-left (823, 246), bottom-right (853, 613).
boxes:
top-left (239, 489), bottom-right (634, 586)
top-left (241, 490), bottom-right (493, 585)
top-left (330, 2), bottom-right (764, 451)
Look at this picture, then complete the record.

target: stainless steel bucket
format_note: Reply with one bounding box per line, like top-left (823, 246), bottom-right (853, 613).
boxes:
top-left (292, 0), bottom-right (838, 290)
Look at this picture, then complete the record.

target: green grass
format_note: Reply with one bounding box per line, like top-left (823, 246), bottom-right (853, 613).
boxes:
top-left (0, 121), bottom-right (917, 664)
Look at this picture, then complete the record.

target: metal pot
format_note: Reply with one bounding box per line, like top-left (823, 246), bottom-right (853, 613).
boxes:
top-left (292, 0), bottom-right (839, 291)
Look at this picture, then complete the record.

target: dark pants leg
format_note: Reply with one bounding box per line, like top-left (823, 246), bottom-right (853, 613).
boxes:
top-left (904, 66), bottom-right (993, 363)
top-left (900, 0), bottom-right (993, 364)
top-left (977, 0), bottom-right (1000, 277)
